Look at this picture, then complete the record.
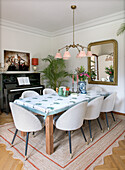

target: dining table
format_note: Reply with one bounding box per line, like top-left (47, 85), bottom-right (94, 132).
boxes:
top-left (14, 91), bottom-right (109, 155)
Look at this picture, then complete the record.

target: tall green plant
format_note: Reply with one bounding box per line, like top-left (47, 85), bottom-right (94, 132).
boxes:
top-left (40, 55), bottom-right (71, 90)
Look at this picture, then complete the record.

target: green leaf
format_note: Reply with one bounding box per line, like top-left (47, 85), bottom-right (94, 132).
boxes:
top-left (40, 55), bottom-right (71, 90)
top-left (117, 23), bottom-right (125, 36)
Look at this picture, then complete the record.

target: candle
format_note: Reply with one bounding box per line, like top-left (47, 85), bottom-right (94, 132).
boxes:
top-left (72, 74), bottom-right (74, 84)
top-left (77, 74), bottom-right (79, 84)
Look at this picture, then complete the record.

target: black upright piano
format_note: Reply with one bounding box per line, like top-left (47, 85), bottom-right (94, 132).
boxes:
top-left (0, 72), bottom-right (44, 113)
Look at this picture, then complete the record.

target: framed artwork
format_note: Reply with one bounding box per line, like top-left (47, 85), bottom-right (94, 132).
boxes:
top-left (4, 50), bottom-right (30, 71)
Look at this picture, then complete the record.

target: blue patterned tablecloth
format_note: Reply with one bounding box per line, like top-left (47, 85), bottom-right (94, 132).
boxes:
top-left (14, 92), bottom-right (109, 119)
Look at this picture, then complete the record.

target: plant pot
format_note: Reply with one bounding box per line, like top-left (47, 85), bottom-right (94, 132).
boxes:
top-left (79, 81), bottom-right (87, 94)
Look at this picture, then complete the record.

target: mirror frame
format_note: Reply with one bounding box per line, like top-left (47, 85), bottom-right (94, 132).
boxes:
top-left (88, 39), bottom-right (118, 85)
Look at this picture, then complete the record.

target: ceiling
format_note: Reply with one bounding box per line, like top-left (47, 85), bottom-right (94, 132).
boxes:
top-left (1, 0), bottom-right (124, 32)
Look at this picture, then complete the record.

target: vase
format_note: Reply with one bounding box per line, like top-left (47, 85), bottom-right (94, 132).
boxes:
top-left (79, 81), bottom-right (87, 94)
top-left (109, 75), bottom-right (114, 82)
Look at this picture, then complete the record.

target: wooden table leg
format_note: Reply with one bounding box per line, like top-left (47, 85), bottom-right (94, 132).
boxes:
top-left (21, 131), bottom-right (26, 137)
top-left (45, 115), bottom-right (54, 155)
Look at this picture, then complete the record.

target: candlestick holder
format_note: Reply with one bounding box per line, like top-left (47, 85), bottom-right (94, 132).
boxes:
top-left (77, 84), bottom-right (79, 94)
top-left (72, 83), bottom-right (74, 93)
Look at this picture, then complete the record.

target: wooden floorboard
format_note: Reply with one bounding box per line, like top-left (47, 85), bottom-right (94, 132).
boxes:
top-left (94, 139), bottom-right (125, 170)
top-left (0, 143), bottom-right (24, 170)
top-left (0, 113), bottom-right (24, 170)
top-left (0, 112), bottom-right (13, 125)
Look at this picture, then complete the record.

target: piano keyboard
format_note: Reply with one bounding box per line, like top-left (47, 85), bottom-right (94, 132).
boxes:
top-left (10, 86), bottom-right (43, 92)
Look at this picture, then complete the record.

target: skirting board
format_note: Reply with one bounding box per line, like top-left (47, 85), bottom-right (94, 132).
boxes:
top-left (113, 111), bottom-right (125, 116)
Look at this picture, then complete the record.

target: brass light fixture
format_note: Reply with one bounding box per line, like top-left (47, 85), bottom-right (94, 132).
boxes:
top-left (55, 5), bottom-right (92, 60)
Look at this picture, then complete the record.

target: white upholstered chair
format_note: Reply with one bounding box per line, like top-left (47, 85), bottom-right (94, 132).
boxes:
top-left (9, 102), bottom-right (44, 160)
top-left (20, 90), bottom-right (39, 98)
top-left (88, 86), bottom-right (104, 93)
top-left (43, 88), bottom-right (56, 95)
top-left (101, 92), bottom-right (116, 130)
top-left (20, 90), bottom-right (45, 134)
top-left (55, 102), bottom-right (88, 158)
top-left (85, 96), bottom-right (104, 142)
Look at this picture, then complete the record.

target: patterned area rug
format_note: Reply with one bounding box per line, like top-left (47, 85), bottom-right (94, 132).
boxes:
top-left (0, 116), bottom-right (125, 170)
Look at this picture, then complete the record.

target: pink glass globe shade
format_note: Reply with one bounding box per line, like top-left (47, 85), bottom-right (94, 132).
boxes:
top-left (63, 51), bottom-right (71, 58)
top-left (79, 50), bottom-right (86, 58)
top-left (86, 51), bottom-right (92, 57)
top-left (55, 53), bottom-right (62, 59)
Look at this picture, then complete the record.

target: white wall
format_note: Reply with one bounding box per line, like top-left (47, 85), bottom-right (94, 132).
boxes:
top-left (0, 27), bottom-right (51, 72)
top-left (52, 19), bottom-right (125, 113)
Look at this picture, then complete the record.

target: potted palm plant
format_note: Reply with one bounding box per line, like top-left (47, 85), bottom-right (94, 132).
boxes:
top-left (40, 55), bottom-right (71, 90)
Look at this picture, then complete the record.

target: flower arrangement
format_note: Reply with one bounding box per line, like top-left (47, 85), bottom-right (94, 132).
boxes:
top-left (105, 65), bottom-right (114, 76)
top-left (75, 66), bottom-right (90, 81)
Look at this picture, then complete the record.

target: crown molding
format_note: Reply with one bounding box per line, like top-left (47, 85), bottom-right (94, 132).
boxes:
top-left (0, 11), bottom-right (124, 37)
top-left (52, 11), bottom-right (125, 37)
top-left (0, 19), bottom-right (52, 37)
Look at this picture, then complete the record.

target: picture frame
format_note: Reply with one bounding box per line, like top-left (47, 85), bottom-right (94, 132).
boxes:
top-left (4, 50), bottom-right (30, 71)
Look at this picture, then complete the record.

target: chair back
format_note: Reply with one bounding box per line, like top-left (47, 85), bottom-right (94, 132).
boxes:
top-left (43, 88), bottom-right (56, 95)
top-left (88, 86), bottom-right (103, 93)
top-left (101, 92), bottom-right (116, 112)
top-left (85, 96), bottom-right (104, 120)
top-left (56, 102), bottom-right (88, 131)
top-left (9, 102), bottom-right (42, 132)
top-left (20, 90), bottom-right (39, 98)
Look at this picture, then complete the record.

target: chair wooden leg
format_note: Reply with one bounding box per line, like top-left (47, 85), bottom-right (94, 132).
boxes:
top-left (88, 120), bottom-right (92, 142)
top-left (11, 129), bottom-right (18, 145)
top-left (25, 132), bottom-right (29, 160)
top-left (105, 112), bottom-right (109, 130)
top-left (111, 112), bottom-right (115, 121)
top-left (80, 127), bottom-right (88, 144)
top-left (97, 118), bottom-right (103, 132)
top-left (68, 131), bottom-right (72, 158)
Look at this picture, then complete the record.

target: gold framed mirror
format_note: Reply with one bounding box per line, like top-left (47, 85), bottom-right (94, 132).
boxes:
top-left (88, 39), bottom-right (118, 85)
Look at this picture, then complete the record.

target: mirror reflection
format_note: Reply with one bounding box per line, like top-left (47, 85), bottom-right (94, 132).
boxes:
top-left (88, 39), bottom-right (118, 85)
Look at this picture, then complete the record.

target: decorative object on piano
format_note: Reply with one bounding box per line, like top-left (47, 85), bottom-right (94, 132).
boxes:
top-left (0, 63), bottom-right (3, 72)
top-left (75, 66), bottom-right (90, 94)
top-left (32, 58), bottom-right (38, 72)
top-left (40, 55), bottom-right (72, 90)
top-left (4, 50), bottom-right (30, 71)
top-left (0, 62), bottom-right (7, 72)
